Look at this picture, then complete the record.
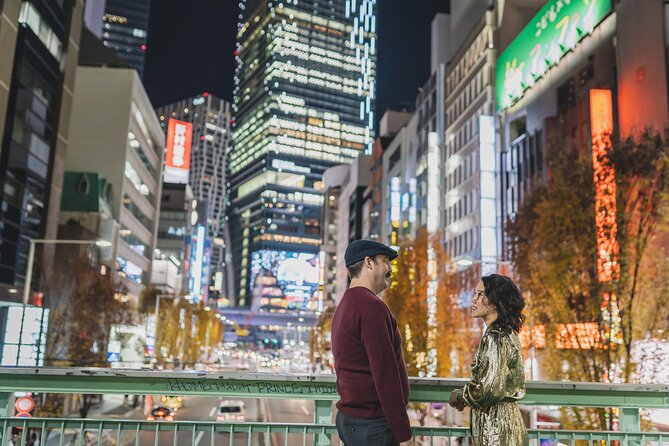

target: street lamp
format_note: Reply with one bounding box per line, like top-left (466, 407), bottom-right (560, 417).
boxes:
top-left (23, 238), bottom-right (112, 305)
top-left (454, 256), bottom-right (512, 268)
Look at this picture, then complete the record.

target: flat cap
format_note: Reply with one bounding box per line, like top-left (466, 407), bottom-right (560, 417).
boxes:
top-left (344, 239), bottom-right (398, 267)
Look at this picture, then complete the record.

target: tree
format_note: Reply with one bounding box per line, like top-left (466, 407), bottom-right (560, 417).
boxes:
top-left (384, 228), bottom-right (472, 377)
top-left (506, 130), bottom-right (669, 428)
top-left (608, 130), bottom-right (669, 379)
top-left (42, 251), bottom-right (132, 367)
top-left (39, 248), bottom-right (132, 417)
top-left (153, 299), bottom-right (222, 367)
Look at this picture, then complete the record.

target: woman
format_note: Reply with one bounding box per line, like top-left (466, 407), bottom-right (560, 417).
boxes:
top-left (448, 274), bottom-right (528, 446)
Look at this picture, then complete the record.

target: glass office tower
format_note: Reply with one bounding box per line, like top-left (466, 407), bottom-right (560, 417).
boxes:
top-left (101, 0), bottom-right (151, 77)
top-left (231, 0), bottom-right (377, 307)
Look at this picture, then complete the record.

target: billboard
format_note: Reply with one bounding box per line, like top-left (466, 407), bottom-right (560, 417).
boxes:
top-left (496, 0), bottom-right (612, 110)
top-left (250, 250), bottom-right (320, 311)
top-left (164, 118), bottom-right (192, 184)
top-left (188, 224), bottom-right (210, 303)
top-left (0, 304), bottom-right (49, 366)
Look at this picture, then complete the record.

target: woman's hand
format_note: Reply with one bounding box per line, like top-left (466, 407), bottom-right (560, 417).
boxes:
top-left (449, 390), bottom-right (465, 412)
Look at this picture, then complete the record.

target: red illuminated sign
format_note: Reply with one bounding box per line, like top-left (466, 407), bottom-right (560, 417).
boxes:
top-left (590, 89), bottom-right (622, 346)
top-left (590, 89), bottom-right (619, 283)
top-left (164, 118), bottom-right (192, 183)
top-left (556, 322), bottom-right (603, 350)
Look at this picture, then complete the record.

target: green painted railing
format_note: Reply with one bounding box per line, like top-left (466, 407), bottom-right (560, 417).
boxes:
top-left (0, 367), bottom-right (667, 445)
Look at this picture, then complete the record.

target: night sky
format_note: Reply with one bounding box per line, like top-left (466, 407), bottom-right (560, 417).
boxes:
top-left (144, 0), bottom-right (449, 122)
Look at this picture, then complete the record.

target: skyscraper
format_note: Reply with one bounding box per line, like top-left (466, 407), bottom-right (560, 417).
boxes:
top-left (101, 0), bottom-right (151, 77)
top-left (0, 0), bottom-right (84, 294)
top-left (231, 0), bottom-right (377, 307)
top-left (157, 94), bottom-right (235, 302)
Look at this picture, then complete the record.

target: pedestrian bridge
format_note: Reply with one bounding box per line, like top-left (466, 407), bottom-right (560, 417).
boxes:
top-left (0, 367), bottom-right (667, 445)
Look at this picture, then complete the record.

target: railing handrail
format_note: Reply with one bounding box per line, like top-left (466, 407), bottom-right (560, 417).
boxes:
top-left (0, 367), bottom-right (667, 409)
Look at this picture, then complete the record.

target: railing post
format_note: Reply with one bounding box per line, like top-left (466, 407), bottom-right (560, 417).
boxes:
top-left (619, 407), bottom-right (640, 446)
top-left (0, 393), bottom-right (10, 417)
top-left (314, 399), bottom-right (332, 446)
top-left (0, 392), bottom-right (11, 446)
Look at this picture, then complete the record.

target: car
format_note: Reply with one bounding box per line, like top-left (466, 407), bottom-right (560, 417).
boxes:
top-left (161, 395), bottom-right (183, 410)
top-left (216, 400), bottom-right (245, 422)
top-left (147, 406), bottom-right (174, 421)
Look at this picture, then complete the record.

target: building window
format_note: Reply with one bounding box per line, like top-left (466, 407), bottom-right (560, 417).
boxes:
top-left (77, 175), bottom-right (90, 195)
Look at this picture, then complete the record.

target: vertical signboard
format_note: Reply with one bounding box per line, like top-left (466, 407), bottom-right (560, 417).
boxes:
top-left (479, 115), bottom-right (498, 273)
top-left (589, 89), bottom-right (621, 351)
top-left (164, 118), bottom-right (193, 184)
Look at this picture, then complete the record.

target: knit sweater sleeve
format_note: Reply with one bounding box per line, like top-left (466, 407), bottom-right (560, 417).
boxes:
top-left (360, 300), bottom-right (412, 442)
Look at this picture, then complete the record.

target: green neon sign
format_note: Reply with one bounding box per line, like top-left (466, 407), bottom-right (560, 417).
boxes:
top-left (496, 0), bottom-right (612, 110)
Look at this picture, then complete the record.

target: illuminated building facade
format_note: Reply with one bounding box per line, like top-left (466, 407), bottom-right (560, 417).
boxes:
top-left (320, 156), bottom-right (370, 305)
top-left (366, 111), bottom-right (412, 244)
top-left (156, 94), bottom-right (235, 303)
top-left (231, 0), bottom-right (377, 307)
top-left (65, 65), bottom-right (164, 300)
top-left (381, 113), bottom-right (418, 249)
top-left (101, 0), bottom-right (151, 77)
top-left (497, 0), bottom-right (669, 354)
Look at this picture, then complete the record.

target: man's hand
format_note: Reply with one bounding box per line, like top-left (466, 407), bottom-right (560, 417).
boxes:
top-left (399, 440), bottom-right (416, 446)
top-left (448, 390), bottom-right (465, 412)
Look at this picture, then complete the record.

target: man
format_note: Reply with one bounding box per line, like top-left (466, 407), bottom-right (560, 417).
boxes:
top-left (332, 239), bottom-right (414, 446)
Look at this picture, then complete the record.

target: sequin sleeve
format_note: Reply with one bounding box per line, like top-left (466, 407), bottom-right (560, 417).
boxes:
top-left (455, 330), bottom-right (513, 410)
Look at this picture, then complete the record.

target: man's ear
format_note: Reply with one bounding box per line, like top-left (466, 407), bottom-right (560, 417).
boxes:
top-left (364, 256), bottom-right (373, 269)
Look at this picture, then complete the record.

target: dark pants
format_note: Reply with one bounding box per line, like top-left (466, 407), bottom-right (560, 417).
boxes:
top-left (335, 411), bottom-right (398, 446)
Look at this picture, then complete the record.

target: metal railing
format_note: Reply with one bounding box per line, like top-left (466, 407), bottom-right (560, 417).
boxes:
top-left (0, 367), bottom-right (667, 445)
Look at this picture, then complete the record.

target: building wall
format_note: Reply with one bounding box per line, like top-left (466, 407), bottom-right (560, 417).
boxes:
top-left (0, 2), bottom-right (20, 140)
top-left (443, 12), bottom-right (497, 265)
top-left (66, 66), bottom-right (163, 297)
top-left (154, 183), bottom-right (194, 294)
top-left (0, 0), bottom-right (84, 291)
top-left (84, 0), bottom-right (106, 38)
top-left (616, 0), bottom-right (669, 138)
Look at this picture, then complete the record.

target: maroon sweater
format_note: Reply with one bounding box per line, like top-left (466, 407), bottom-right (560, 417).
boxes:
top-left (332, 286), bottom-right (411, 442)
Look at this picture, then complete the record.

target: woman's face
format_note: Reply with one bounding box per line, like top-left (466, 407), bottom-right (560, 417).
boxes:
top-left (471, 280), bottom-right (497, 319)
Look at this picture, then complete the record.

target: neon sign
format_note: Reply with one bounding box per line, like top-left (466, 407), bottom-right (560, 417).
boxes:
top-left (590, 89), bottom-right (619, 282)
top-left (590, 89), bottom-right (622, 347)
top-left (555, 322), bottom-right (602, 350)
top-left (496, 0), bottom-right (612, 110)
top-left (164, 118), bottom-right (192, 184)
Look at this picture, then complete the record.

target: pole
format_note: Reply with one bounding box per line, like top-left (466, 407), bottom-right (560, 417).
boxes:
top-left (23, 240), bottom-right (36, 305)
top-left (153, 295), bottom-right (161, 363)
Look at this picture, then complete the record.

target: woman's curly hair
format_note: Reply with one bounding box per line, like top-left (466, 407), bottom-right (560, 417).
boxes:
top-left (481, 274), bottom-right (526, 333)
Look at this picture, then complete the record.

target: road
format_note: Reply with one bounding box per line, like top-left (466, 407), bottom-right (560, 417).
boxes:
top-left (111, 395), bottom-right (331, 446)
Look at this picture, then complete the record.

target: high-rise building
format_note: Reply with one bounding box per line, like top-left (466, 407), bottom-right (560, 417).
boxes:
top-left (231, 0), bottom-right (377, 307)
top-left (321, 155), bottom-right (371, 305)
top-left (0, 0), bottom-right (85, 297)
top-left (101, 0), bottom-right (151, 77)
top-left (156, 94), bottom-right (235, 303)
